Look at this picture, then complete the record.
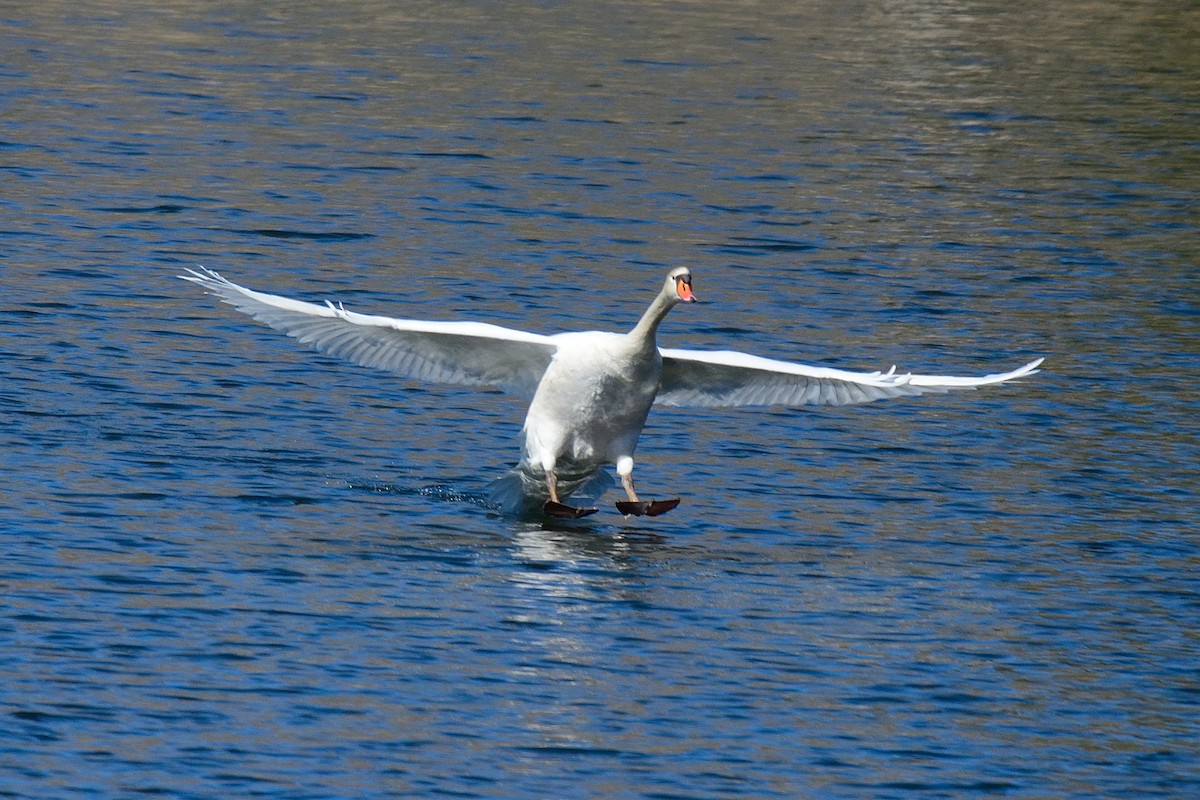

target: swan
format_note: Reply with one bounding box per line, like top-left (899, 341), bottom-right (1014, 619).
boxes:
top-left (181, 267), bottom-right (1042, 518)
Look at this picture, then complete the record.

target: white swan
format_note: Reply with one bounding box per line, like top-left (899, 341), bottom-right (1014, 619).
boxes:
top-left (181, 267), bottom-right (1042, 518)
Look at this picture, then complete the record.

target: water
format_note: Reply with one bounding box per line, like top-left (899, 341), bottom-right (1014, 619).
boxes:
top-left (2, 0), bottom-right (1198, 797)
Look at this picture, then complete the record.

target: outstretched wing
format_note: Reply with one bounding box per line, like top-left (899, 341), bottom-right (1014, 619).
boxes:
top-left (656, 348), bottom-right (1043, 408)
top-left (181, 267), bottom-right (557, 399)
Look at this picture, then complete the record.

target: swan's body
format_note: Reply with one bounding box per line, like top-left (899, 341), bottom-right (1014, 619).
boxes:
top-left (181, 267), bottom-right (1042, 517)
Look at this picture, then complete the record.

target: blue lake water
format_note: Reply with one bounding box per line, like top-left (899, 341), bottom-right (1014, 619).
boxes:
top-left (2, 1), bottom-right (1198, 797)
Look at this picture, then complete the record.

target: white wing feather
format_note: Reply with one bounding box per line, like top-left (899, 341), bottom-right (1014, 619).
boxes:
top-left (181, 267), bottom-right (556, 398)
top-left (657, 348), bottom-right (1043, 408)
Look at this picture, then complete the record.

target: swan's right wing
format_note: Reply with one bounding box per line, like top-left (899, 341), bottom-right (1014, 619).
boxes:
top-left (181, 268), bottom-right (557, 398)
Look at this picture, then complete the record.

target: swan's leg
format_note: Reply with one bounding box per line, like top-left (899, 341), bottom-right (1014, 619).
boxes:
top-left (614, 456), bottom-right (680, 517)
top-left (541, 465), bottom-right (598, 519)
top-left (620, 470), bottom-right (640, 503)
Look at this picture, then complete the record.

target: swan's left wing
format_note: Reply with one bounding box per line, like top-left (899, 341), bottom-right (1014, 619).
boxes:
top-left (181, 268), bottom-right (557, 398)
top-left (656, 348), bottom-right (1043, 408)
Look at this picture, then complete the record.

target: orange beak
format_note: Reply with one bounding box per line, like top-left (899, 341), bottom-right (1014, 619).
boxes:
top-left (676, 277), bottom-right (697, 303)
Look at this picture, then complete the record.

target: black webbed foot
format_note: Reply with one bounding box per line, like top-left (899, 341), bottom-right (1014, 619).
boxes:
top-left (616, 497), bottom-right (681, 517)
top-left (543, 501), bottom-right (600, 519)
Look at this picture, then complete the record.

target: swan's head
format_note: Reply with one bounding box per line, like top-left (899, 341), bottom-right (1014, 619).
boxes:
top-left (665, 267), bottom-right (698, 304)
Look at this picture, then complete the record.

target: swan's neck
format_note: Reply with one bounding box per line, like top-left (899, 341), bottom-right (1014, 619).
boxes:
top-left (628, 290), bottom-right (676, 347)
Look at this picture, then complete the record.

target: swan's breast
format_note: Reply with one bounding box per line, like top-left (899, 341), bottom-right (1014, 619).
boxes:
top-left (523, 332), bottom-right (662, 458)
top-left (542, 332), bottom-right (661, 405)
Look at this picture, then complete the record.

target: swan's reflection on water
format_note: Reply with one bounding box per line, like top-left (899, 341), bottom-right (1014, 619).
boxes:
top-left (497, 521), bottom-right (696, 760)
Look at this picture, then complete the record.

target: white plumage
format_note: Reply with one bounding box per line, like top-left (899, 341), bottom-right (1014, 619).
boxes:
top-left (181, 267), bottom-right (1042, 517)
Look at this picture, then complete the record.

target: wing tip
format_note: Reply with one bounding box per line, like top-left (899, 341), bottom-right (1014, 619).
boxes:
top-left (1012, 356), bottom-right (1045, 378)
top-left (178, 264), bottom-right (231, 291)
